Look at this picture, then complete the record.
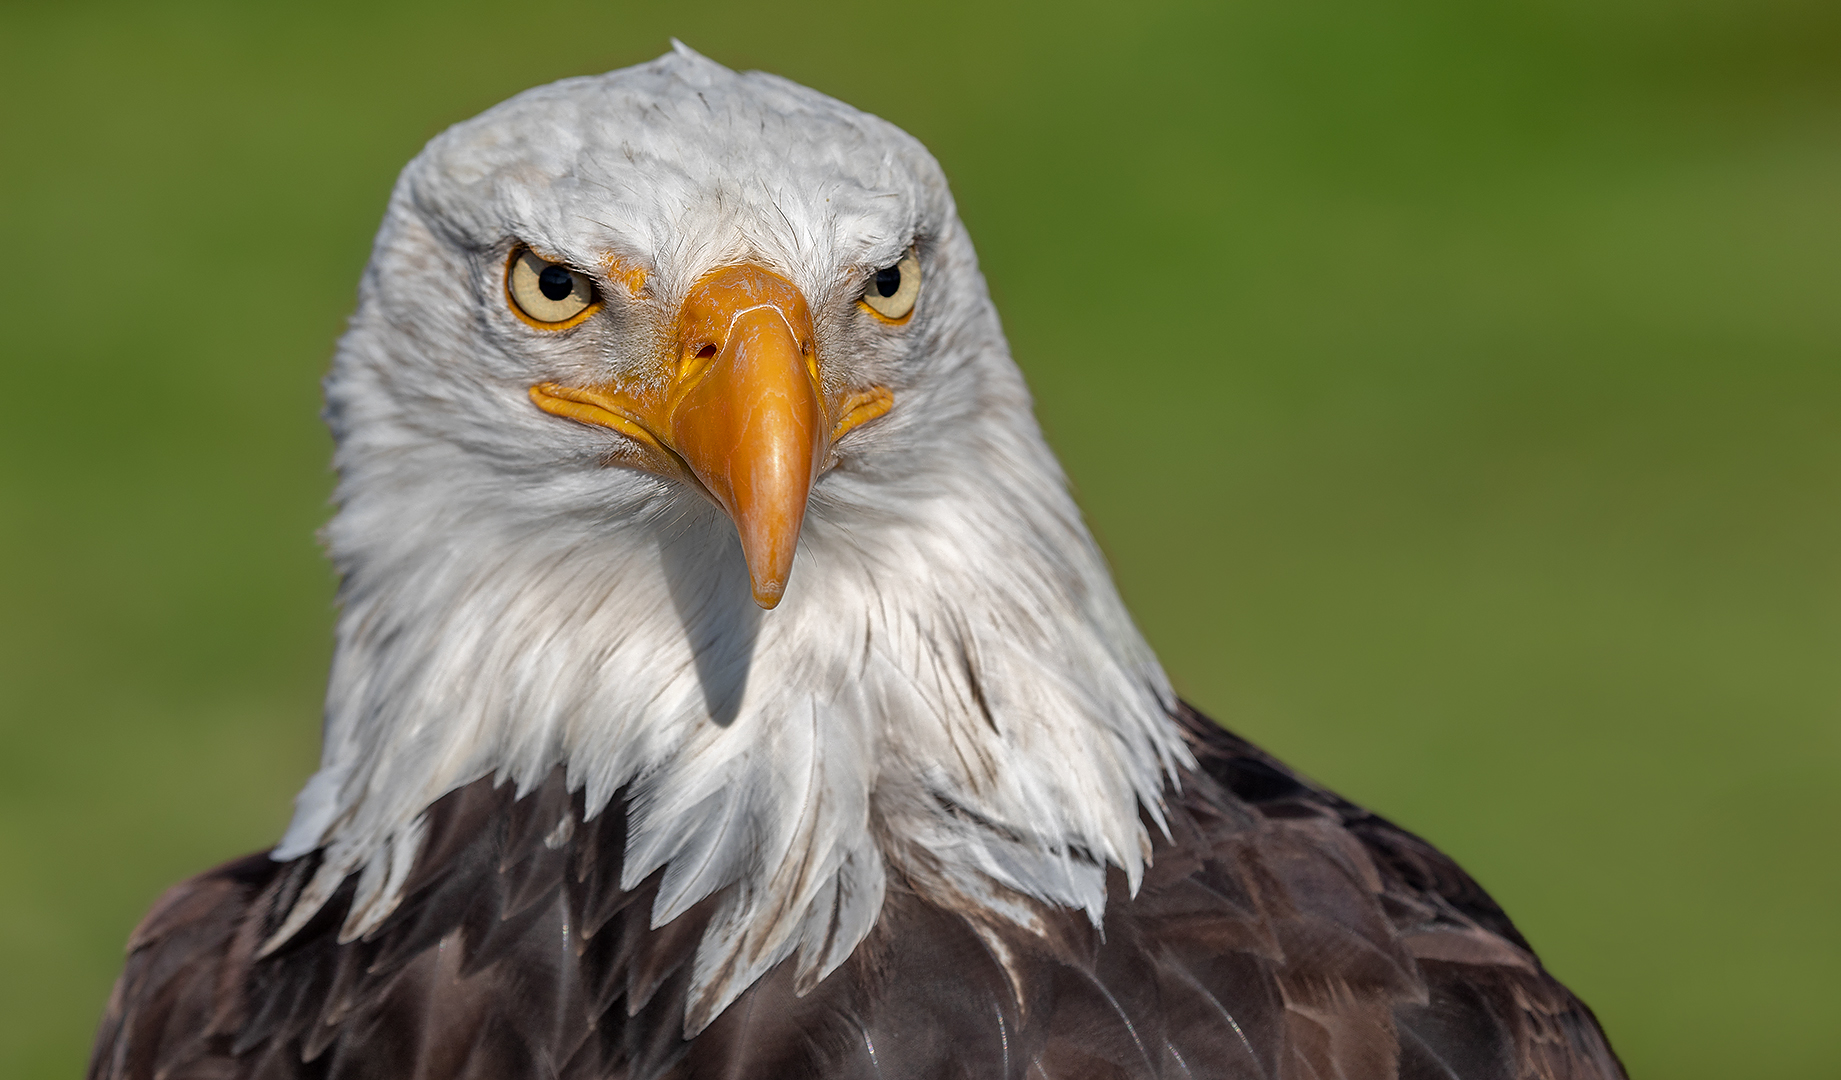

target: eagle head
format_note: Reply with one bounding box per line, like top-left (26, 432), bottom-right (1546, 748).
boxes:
top-left (271, 43), bottom-right (1188, 1030)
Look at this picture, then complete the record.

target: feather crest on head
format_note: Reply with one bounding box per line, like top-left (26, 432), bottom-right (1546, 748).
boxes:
top-left (269, 44), bottom-right (1190, 1031)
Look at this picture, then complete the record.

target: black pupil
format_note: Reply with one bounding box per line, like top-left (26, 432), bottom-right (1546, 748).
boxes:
top-left (874, 266), bottom-right (902, 298)
top-left (537, 264), bottom-right (575, 301)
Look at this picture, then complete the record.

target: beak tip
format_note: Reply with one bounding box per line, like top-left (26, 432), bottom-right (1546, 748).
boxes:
top-left (751, 580), bottom-right (786, 610)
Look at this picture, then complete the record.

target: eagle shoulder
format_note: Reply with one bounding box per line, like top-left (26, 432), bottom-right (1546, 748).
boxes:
top-left (1165, 702), bottom-right (1627, 1080)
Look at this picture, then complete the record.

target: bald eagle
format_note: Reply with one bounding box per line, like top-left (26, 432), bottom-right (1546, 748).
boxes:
top-left (91, 45), bottom-right (1624, 1080)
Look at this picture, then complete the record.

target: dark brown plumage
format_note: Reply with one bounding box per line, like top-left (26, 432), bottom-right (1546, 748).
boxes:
top-left (90, 705), bottom-right (1623, 1080)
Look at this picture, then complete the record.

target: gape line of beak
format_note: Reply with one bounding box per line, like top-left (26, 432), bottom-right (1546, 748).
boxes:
top-left (529, 264), bottom-right (894, 609)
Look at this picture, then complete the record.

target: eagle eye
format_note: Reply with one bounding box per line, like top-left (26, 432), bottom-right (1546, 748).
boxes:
top-left (859, 250), bottom-right (920, 322)
top-left (508, 248), bottom-right (599, 328)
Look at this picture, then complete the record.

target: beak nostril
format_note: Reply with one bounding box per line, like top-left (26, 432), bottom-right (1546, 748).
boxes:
top-left (696, 344), bottom-right (717, 361)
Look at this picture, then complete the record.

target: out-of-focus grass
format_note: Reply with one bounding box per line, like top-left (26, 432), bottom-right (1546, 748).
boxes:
top-left (1, 2), bottom-right (1835, 1077)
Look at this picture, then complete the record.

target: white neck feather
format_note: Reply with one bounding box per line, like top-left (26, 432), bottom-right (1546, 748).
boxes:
top-left (274, 372), bottom-right (1188, 1027)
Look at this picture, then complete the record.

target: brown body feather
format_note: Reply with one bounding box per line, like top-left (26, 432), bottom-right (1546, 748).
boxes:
top-left (90, 705), bottom-right (1623, 1080)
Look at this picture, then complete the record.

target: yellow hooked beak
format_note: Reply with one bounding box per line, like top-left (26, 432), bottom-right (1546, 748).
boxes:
top-left (530, 264), bottom-right (892, 609)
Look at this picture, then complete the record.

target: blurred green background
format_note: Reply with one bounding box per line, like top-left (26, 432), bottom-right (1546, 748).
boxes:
top-left (2, 0), bottom-right (1836, 1076)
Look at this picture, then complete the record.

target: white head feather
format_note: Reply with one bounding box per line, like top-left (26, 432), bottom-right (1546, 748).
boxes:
top-left (272, 42), bottom-right (1191, 1031)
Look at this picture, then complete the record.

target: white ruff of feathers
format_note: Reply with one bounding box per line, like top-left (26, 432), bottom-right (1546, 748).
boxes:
top-left (269, 43), bottom-right (1191, 1033)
